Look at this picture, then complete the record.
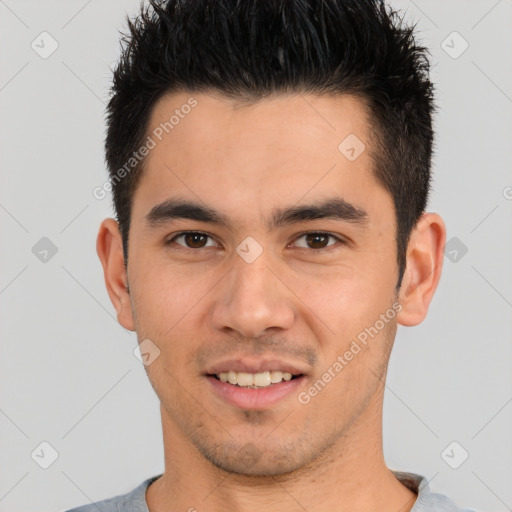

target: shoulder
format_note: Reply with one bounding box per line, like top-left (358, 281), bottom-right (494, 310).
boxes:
top-left (392, 471), bottom-right (479, 512)
top-left (426, 490), bottom-right (480, 512)
top-left (64, 475), bottom-right (162, 512)
top-left (65, 494), bottom-right (122, 512)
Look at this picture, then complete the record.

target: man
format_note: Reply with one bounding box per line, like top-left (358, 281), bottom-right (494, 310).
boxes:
top-left (68, 0), bottom-right (478, 510)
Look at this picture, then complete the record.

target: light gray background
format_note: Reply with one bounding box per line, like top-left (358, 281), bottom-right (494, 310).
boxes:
top-left (1, 1), bottom-right (511, 511)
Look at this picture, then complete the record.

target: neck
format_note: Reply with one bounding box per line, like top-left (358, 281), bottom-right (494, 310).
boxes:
top-left (146, 396), bottom-right (417, 512)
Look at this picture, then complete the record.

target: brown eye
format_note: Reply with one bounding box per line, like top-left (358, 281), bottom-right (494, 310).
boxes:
top-left (305, 233), bottom-right (329, 249)
top-left (184, 233), bottom-right (208, 248)
top-left (168, 232), bottom-right (217, 249)
top-left (292, 232), bottom-right (342, 250)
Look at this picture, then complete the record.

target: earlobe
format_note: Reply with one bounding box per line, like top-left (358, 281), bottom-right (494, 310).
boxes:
top-left (96, 218), bottom-right (135, 331)
top-left (396, 213), bottom-right (446, 327)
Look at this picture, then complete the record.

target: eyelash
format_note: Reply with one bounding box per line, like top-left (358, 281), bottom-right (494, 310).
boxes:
top-left (165, 231), bottom-right (346, 252)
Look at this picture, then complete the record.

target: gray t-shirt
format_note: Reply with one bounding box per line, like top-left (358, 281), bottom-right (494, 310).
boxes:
top-left (65, 471), bottom-right (478, 512)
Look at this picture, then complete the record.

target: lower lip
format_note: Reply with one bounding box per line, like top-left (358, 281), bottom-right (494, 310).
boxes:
top-left (206, 375), bottom-right (305, 410)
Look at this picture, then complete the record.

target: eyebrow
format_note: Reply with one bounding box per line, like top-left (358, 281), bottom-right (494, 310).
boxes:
top-left (145, 196), bottom-right (369, 231)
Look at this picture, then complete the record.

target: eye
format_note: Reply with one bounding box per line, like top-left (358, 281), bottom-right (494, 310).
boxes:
top-left (165, 231), bottom-right (345, 251)
top-left (166, 231), bottom-right (218, 249)
top-left (291, 232), bottom-right (345, 250)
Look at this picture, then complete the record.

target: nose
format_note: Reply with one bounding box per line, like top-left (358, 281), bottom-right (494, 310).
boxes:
top-left (210, 252), bottom-right (295, 339)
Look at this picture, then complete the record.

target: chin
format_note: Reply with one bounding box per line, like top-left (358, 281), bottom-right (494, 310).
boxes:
top-left (197, 440), bottom-right (309, 477)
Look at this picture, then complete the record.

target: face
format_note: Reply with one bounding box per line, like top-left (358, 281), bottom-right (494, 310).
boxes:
top-left (118, 91), bottom-right (402, 475)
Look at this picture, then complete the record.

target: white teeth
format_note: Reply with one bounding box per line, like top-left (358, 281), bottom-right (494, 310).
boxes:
top-left (237, 372), bottom-right (253, 387)
top-left (253, 371), bottom-right (271, 387)
top-left (216, 370), bottom-right (297, 387)
top-left (270, 371), bottom-right (283, 383)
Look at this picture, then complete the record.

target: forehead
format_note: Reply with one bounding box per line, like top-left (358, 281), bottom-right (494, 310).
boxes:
top-left (131, 90), bottom-right (392, 228)
top-left (147, 90), bottom-right (372, 160)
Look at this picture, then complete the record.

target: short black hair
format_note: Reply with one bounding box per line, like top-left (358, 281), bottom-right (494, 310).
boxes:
top-left (105, 0), bottom-right (435, 288)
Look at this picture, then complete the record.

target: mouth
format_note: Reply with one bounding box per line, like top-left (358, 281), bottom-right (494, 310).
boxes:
top-left (204, 361), bottom-right (307, 409)
top-left (205, 370), bottom-right (307, 411)
top-left (210, 370), bottom-right (301, 388)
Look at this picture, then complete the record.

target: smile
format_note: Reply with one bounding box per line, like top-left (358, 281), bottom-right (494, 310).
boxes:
top-left (214, 370), bottom-right (297, 388)
top-left (207, 373), bottom-right (306, 409)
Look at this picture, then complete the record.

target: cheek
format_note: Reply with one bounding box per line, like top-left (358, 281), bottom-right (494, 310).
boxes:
top-left (130, 264), bottom-right (201, 340)
top-left (304, 266), bottom-right (390, 327)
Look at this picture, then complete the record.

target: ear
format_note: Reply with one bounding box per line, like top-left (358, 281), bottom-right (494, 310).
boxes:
top-left (96, 218), bottom-right (135, 331)
top-left (396, 213), bottom-right (446, 327)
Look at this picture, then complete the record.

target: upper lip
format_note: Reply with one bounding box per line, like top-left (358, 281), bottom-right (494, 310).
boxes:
top-left (205, 358), bottom-right (307, 376)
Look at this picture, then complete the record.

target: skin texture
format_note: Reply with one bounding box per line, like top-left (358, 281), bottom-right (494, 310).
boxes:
top-left (97, 91), bottom-right (446, 512)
